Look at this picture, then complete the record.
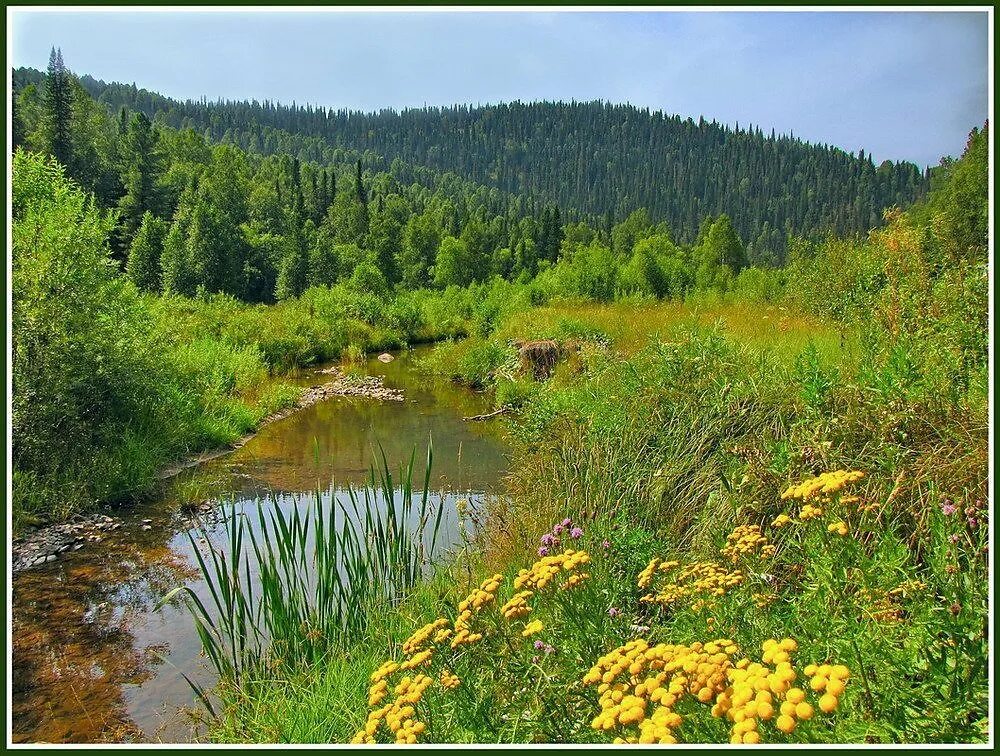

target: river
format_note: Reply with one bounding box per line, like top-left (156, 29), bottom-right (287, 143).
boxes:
top-left (10, 348), bottom-right (509, 743)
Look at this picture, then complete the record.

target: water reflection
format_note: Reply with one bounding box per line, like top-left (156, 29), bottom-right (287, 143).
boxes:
top-left (11, 349), bottom-right (508, 743)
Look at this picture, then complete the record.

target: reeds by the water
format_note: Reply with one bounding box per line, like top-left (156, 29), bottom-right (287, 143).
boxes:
top-left (158, 444), bottom-right (442, 701)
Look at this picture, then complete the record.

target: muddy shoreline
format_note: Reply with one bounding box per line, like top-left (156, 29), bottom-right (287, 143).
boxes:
top-left (12, 367), bottom-right (404, 574)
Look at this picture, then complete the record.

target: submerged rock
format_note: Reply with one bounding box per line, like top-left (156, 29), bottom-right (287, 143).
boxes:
top-left (12, 513), bottom-right (124, 573)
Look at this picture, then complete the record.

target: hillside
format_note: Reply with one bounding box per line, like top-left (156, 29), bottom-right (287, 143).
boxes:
top-left (14, 66), bottom-right (929, 264)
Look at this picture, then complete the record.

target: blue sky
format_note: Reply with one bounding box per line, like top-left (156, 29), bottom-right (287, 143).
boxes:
top-left (10, 9), bottom-right (989, 167)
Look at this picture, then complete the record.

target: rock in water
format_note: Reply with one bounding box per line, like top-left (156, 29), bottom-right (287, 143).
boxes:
top-left (377, 353), bottom-right (394, 363)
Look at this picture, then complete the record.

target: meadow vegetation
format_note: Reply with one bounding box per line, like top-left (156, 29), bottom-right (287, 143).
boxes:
top-left (199, 127), bottom-right (988, 743)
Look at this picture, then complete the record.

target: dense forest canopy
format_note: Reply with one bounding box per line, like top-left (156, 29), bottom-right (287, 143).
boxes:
top-left (14, 64), bottom-right (928, 266)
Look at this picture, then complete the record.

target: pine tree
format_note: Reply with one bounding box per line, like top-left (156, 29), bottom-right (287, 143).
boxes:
top-left (126, 211), bottom-right (168, 291)
top-left (42, 48), bottom-right (73, 169)
top-left (11, 91), bottom-right (25, 151)
top-left (116, 112), bottom-right (162, 257)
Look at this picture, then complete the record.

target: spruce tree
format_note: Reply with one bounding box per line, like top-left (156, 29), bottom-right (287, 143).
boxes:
top-left (116, 112), bottom-right (162, 257)
top-left (126, 211), bottom-right (168, 292)
top-left (42, 48), bottom-right (73, 169)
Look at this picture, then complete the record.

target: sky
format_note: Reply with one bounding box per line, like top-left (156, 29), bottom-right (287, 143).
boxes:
top-left (9, 9), bottom-right (990, 168)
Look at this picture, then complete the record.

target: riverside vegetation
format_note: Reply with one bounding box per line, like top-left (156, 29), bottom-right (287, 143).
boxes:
top-left (10, 51), bottom-right (989, 744)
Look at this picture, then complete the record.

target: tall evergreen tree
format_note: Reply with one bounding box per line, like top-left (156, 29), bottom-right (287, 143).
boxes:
top-left (42, 48), bottom-right (73, 169)
top-left (125, 211), bottom-right (168, 292)
top-left (116, 112), bottom-right (162, 257)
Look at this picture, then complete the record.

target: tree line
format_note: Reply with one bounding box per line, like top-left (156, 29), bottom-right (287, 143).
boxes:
top-left (13, 51), bottom-right (945, 306)
top-left (12, 51), bottom-right (764, 305)
top-left (13, 62), bottom-right (932, 265)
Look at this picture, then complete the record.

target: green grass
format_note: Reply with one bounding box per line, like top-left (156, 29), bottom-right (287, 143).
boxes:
top-left (199, 296), bottom-right (987, 744)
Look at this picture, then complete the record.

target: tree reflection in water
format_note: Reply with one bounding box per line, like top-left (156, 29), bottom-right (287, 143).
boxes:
top-left (12, 531), bottom-right (201, 743)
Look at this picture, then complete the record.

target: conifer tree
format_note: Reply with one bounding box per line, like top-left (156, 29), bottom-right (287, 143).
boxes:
top-left (116, 112), bottom-right (162, 256)
top-left (42, 48), bottom-right (73, 169)
top-left (126, 211), bottom-right (168, 292)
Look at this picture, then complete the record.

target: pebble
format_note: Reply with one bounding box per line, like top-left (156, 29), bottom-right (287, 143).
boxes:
top-left (12, 512), bottom-right (129, 573)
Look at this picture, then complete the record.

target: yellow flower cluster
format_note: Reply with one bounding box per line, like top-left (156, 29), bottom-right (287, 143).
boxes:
top-left (399, 648), bottom-right (433, 671)
top-left (453, 574), bottom-right (504, 648)
top-left (440, 669), bottom-right (460, 690)
top-left (753, 592), bottom-right (777, 608)
top-left (781, 470), bottom-right (865, 501)
top-left (368, 678), bottom-right (390, 707)
top-left (716, 639), bottom-right (801, 742)
top-left (522, 619), bottom-right (545, 637)
top-left (562, 572), bottom-right (589, 590)
top-left (719, 640), bottom-right (850, 741)
top-left (640, 561), bottom-right (744, 607)
top-left (582, 638), bottom-right (739, 743)
top-left (803, 663), bottom-right (850, 714)
top-left (371, 660), bottom-right (400, 684)
top-left (457, 573), bottom-right (503, 613)
top-left (515, 549), bottom-right (591, 591)
top-left (826, 521), bottom-right (849, 536)
top-left (771, 514), bottom-right (792, 528)
top-left (402, 618), bottom-right (450, 655)
top-left (352, 674), bottom-right (433, 744)
top-left (799, 503), bottom-right (824, 520)
top-left (856, 586), bottom-right (906, 624)
top-left (637, 558), bottom-right (680, 589)
top-left (500, 590), bottom-right (533, 620)
top-left (583, 637), bottom-right (851, 744)
top-left (888, 579), bottom-right (927, 598)
top-left (720, 525), bottom-right (776, 563)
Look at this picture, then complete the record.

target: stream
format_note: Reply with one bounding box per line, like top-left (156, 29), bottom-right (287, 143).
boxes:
top-left (10, 348), bottom-right (510, 743)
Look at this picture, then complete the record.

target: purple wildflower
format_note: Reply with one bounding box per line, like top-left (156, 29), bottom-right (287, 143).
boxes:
top-left (553, 524), bottom-right (564, 535)
top-left (968, 517), bottom-right (978, 528)
top-left (570, 527), bottom-right (584, 539)
top-left (949, 534), bottom-right (960, 544)
top-left (608, 607), bottom-right (621, 618)
top-left (941, 501), bottom-right (957, 516)
top-left (540, 533), bottom-right (556, 547)
top-left (561, 518), bottom-right (573, 528)
top-left (538, 546), bottom-right (549, 557)
top-left (544, 644), bottom-right (555, 655)
top-left (601, 539), bottom-right (611, 550)
top-left (534, 639), bottom-right (545, 650)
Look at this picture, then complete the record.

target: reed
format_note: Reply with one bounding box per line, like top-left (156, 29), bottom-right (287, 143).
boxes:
top-left (158, 443), bottom-right (443, 696)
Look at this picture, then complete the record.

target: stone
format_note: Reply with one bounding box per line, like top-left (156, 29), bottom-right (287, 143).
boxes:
top-left (377, 353), bottom-right (394, 363)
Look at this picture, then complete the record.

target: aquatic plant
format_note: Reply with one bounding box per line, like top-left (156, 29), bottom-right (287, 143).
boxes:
top-left (158, 444), bottom-right (444, 698)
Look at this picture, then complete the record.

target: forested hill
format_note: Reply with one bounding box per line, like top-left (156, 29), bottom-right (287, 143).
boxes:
top-left (14, 66), bottom-right (928, 263)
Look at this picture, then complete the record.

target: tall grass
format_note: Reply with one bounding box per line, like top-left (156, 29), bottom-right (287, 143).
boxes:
top-left (159, 445), bottom-right (444, 699)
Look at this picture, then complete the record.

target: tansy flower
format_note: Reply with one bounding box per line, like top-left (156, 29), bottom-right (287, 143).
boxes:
top-left (522, 620), bottom-right (544, 637)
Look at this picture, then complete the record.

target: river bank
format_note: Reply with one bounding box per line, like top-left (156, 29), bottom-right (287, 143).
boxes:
top-left (11, 349), bottom-right (510, 743)
top-left (13, 365), bottom-right (408, 574)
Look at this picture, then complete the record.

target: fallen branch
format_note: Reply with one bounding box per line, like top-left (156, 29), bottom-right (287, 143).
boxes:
top-left (463, 406), bottom-right (512, 422)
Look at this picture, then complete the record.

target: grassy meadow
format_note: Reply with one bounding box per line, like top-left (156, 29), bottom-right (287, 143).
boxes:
top-left (177, 128), bottom-right (990, 744)
top-left (207, 281), bottom-right (988, 743)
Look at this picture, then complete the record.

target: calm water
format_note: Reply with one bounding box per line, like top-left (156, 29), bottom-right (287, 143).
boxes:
top-left (10, 349), bottom-right (509, 743)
